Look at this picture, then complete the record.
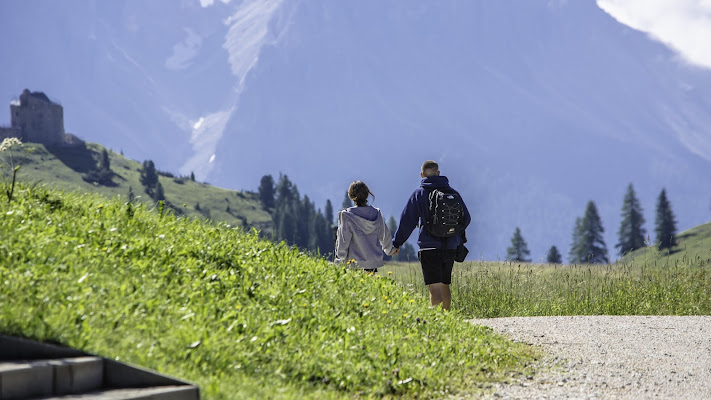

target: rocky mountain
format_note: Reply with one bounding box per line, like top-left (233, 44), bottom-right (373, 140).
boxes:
top-left (2, 0), bottom-right (710, 259)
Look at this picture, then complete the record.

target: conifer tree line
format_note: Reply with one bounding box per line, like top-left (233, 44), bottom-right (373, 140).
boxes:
top-left (507, 184), bottom-right (679, 264)
top-left (567, 184), bottom-right (678, 264)
top-left (258, 174), bottom-right (419, 260)
top-left (259, 174), bottom-right (334, 255)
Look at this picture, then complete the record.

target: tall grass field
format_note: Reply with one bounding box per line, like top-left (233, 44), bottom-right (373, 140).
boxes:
top-left (386, 252), bottom-right (710, 318)
top-left (0, 184), bottom-right (536, 399)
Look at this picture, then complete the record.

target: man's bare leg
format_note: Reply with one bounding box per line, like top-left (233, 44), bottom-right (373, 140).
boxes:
top-left (428, 283), bottom-right (444, 308)
top-left (428, 283), bottom-right (451, 310)
top-left (428, 284), bottom-right (442, 307)
top-left (441, 284), bottom-right (451, 310)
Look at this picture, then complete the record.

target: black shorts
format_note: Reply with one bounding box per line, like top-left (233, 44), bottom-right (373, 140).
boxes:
top-left (418, 249), bottom-right (456, 285)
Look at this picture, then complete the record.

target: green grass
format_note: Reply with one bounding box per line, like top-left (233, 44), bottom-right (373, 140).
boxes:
top-left (384, 221), bottom-right (710, 318)
top-left (8, 142), bottom-right (271, 231)
top-left (621, 221), bottom-right (711, 267)
top-left (385, 256), bottom-right (710, 318)
top-left (0, 185), bottom-right (536, 399)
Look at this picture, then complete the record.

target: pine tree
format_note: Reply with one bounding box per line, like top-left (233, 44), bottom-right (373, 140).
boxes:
top-left (258, 175), bottom-right (275, 210)
top-left (341, 191), bottom-right (352, 210)
top-left (277, 207), bottom-right (297, 245)
top-left (388, 216), bottom-right (398, 236)
top-left (296, 195), bottom-right (314, 249)
top-left (569, 217), bottom-right (584, 264)
top-left (616, 183), bottom-right (646, 256)
top-left (127, 186), bottom-right (135, 203)
top-left (506, 227), bottom-right (531, 262)
top-left (100, 149), bottom-right (110, 172)
top-left (655, 188), bottom-right (677, 252)
top-left (140, 160), bottom-right (158, 197)
top-left (546, 245), bottom-right (562, 264)
top-left (324, 199), bottom-right (334, 228)
top-left (580, 201), bottom-right (609, 264)
top-left (310, 211), bottom-right (333, 256)
top-left (84, 148), bottom-right (113, 185)
top-left (190, 171), bottom-right (195, 181)
top-left (154, 181), bottom-right (165, 201)
top-left (275, 174), bottom-right (295, 210)
top-left (272, 175), bottom-right (295, 241)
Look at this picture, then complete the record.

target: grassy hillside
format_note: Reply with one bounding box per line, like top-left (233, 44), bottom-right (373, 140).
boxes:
top-left (620, 221), bottom-right (711, 267)
top-left (0, 184), bottom-right (536, 399)
top-left (8, 141), bottom-right (271, 231)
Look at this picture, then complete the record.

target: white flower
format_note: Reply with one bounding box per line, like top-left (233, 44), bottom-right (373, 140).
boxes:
top-left (0, 138), bottom-right (22, 152)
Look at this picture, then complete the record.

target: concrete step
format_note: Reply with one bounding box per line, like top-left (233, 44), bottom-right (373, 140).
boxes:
top-left (0, 356), bottom-right (103, 400)
top-left (38, 385), bottom-right (200, 400)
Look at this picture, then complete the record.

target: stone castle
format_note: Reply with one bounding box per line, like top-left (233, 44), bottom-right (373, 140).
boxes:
top-left (0, 89), bottom-right (82, 146)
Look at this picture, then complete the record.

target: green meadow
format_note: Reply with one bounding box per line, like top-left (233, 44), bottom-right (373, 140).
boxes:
top-left (0, 184), bottom-right (536, 399)
top-left (384, 239), bottom-right (711, 318)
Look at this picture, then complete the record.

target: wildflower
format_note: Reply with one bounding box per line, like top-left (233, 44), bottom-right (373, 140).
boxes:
top-left (388, 271), bottom-right (393, 275)
top-left (409, 299), bottom-right (414, 303)
top-left (0, 137), bottom-right (22, 152)
top-left (363, 303), bottom-right (369, 308)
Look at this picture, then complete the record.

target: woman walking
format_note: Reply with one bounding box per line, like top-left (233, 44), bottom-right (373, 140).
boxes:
top-left (335, 181), bottom-right (398, 272)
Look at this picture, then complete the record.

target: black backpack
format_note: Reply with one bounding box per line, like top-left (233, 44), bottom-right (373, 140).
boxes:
top-left (424, 188), bottom-right (465, 238)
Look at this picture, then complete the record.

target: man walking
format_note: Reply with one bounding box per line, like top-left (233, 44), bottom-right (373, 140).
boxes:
top-left (393, 160), bottom-right (470, 310)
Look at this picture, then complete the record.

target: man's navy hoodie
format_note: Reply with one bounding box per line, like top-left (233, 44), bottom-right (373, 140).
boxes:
top-left (392, 175), bottom-right (471, 250)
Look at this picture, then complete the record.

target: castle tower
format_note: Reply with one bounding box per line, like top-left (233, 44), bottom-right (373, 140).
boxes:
top-left (10, 89), bottom-right (65, 145)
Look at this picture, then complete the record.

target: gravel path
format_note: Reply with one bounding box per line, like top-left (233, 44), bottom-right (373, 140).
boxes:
top-left (468, 316), bottom-right (711, 399)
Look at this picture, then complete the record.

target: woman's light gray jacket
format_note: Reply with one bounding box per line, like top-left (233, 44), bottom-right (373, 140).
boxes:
top-left (335, 206), bottom-right (396, 269)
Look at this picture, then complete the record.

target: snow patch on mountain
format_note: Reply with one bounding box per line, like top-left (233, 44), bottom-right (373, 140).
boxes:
top-left (598, 0), bottom-right (711, 70)
top-left (165, 28), bottom-right (202, 70)
top-left (179, 0), bottom-right (292, 178)
top-left (182, 107), bottom-right (234, 180)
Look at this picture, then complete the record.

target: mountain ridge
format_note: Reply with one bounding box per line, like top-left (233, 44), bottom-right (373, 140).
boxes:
top-left (2, 0), bottom-right (710, 259)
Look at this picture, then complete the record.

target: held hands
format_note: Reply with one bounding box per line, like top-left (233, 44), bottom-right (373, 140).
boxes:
top-left (391, 247), bottom-right (400, 256)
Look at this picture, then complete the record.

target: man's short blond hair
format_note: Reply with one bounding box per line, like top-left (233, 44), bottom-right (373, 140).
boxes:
top-left (421, 160), bottom-right (439, 177)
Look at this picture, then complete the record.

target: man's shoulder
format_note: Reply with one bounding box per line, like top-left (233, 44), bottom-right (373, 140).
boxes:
top-left (409, 187), bottom-right (426, 199)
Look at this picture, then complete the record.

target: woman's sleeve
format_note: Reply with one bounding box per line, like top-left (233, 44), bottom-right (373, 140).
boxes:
top-left (335, 211), bottom-right (352, 263)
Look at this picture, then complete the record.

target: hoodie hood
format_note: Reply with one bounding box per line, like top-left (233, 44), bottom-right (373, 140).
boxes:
top-left (420, 175), bottom-right (451, 190)
top-left (341, 206), bottom-right (382, 235)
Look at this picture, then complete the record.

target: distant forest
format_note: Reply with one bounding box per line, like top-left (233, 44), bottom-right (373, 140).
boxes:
top-left (258, 174), bottom-right (417, 261)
